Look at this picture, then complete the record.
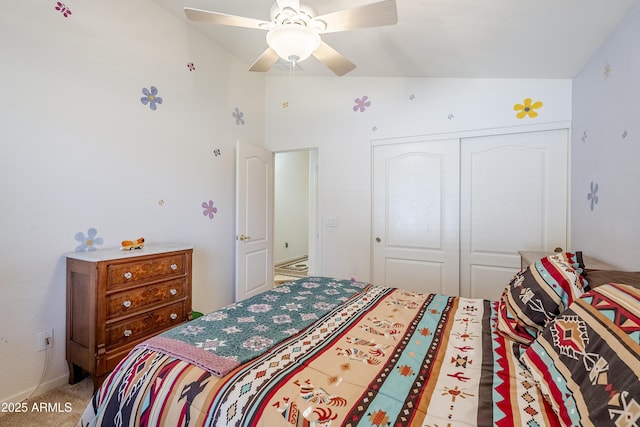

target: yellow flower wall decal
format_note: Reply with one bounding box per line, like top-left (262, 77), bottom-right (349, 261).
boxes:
top-left (513, 98), bottom-right (543, 119)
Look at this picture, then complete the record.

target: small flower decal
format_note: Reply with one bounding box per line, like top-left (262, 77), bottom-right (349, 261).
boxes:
top-left (233, 107), bottom-right (245, 125)
top-left (202, 200), bottom-right (218, 219)
top-left (622, 130), bottom-right (629, 139)
top-left (581, 131), bottom-right (588, 144)
top-left (513, 98), bottom-right (543, 119)
top-left (187, 62), bottom-right (195, 71)
top-left (55, 2), bottom-right (72, 17)
top-left (409, 94), bottom-right (415, 100)
top-left (141, 86), bottom-right (163, 110)
top-left (448, 113), bottom-right (455, 120)
top-left (587, 181), bottom-right (599, 211)
top-left (74, 228), bottom-right (104, 252)
top-left (353, 96), bottom-right (371, 112)
top-left (604, 61), bottom-right (612, 79)
top-left (213, 148), bottom-right (221, 157)
top-left (282, 102), bottom-right (289, 108)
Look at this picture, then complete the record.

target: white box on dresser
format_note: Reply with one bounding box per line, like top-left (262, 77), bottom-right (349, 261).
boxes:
top-left (65, 243), bottom-right (193, 389)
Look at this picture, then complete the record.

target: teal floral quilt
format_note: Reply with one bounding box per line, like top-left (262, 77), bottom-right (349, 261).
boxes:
top-left (139, 277), bottom-right (368, 376)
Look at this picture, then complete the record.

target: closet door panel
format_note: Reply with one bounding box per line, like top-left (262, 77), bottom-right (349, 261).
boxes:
top-left (460, 130), bottom-right (568, 300)
top-left (372, 140), bottom-right (460, 295)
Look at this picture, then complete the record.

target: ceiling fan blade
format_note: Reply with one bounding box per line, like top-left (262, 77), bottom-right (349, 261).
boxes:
top-left (312, 41), bottom-right (356, 76)
top-left (184, 7), bottom-right (271, 30)
top-left (314, 0), bottom-right (398, 34)
top-left (248, 47), bottom-right (280, 72)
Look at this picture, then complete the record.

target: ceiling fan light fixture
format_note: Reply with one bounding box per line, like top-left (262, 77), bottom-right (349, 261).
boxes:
top-left (266, 24), bottom-right (321, 64)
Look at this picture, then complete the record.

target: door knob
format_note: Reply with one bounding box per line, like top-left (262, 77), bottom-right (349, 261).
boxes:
top-left (375, 237), bottom-right (381, 243)
top-left (238, 234), bottom-right (251, 241)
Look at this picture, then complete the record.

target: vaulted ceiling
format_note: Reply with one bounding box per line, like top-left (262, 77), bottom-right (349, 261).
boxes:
top-left (154, 0), bottom-right (637, 78)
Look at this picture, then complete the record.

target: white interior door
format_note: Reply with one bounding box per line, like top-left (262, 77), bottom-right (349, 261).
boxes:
top-left (235, 141), bottom-right (274, 301)
top-left (459, 129), bottom-right (568, 300)
top-left (372, 140), bottom-right (460, 295)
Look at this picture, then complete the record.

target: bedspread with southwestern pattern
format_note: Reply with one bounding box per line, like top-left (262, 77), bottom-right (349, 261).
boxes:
top-left (79, 278), bottom-right (559, 426)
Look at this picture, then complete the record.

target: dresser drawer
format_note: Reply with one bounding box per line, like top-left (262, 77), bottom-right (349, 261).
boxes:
top-left (107, 253), bottom-right (187, 288)
top-left (106, 278), bottom-right (187, 319)
top-left (105, 301), bottom-right (186, 348)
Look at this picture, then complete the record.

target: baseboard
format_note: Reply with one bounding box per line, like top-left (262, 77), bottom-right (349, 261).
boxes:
top-left (1, 373), bottom-right (69, 404)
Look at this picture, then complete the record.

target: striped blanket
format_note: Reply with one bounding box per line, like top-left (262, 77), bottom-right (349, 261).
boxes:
top-left (79, 278), bottom-right (559, 426)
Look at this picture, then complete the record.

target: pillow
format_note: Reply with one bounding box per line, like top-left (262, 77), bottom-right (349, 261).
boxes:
top-left (496, 252), bottom-right (586, 345)
top-left (583, 269), bottom-right (640, 290)
top-left (520, 283), bottom-right (640, 426)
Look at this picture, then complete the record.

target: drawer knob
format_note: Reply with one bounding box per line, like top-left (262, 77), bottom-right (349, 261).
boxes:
top-left (123, 329), bottom-right (132, 337)
top-left (170, 288), bottom-right (177, 296)
top-left (123, 272), bottom-right (132, 279)
top-left (123, 300), bottom-right (132, 308)
top-left (170, 264), bottom-right (178, 270)
top-left (170, 313), bottom-right (178, 320)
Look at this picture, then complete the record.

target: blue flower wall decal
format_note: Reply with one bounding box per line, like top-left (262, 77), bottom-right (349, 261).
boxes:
top-left (75, 227), bottom-right (104, 252)
top-left (233, 108), bottom-right (245, 125)
top-left (587, 181), bottom-right (599, 211)
top-left (141, 86), bottom-right (163, 110)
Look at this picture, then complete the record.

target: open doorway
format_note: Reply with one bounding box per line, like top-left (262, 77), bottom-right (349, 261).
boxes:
top-left (273, 149), bottom-right (318, 285)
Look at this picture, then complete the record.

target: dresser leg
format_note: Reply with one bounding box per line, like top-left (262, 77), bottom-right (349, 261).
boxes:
top-left (67, 362), bottom-right (86, 385)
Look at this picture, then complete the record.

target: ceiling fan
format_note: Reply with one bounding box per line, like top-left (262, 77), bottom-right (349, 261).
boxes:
top-left (184, 0), bottom-right (398, 76)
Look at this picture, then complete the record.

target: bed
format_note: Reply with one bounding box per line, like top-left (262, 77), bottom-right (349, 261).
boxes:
top-left (78, 252), bottom-right (640, 426)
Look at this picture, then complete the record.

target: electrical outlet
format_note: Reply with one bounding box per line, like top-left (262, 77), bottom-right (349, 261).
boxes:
top-left (36, 330), bottom-right (53, 351)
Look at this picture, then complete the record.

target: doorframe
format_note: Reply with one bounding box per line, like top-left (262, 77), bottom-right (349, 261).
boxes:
top-left (273, 147), bottom-right (321, 276)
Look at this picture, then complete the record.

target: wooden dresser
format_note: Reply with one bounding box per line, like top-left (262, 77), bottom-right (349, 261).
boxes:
top-left (65, 243), bottom-right (193, 388)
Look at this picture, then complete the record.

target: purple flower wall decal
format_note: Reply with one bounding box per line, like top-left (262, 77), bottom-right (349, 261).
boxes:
top-left (202, 200), bottom-right (218, 219)
top-left (141, 86), bottom-right (163, 110)
top-left (353, 96), bottom-right (371, 112)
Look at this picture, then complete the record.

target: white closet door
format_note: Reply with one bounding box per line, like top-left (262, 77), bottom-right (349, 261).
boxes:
top-left (372, 140), bottom-right (460, 295)
top-left (459, 130), bottom-right (568, 300)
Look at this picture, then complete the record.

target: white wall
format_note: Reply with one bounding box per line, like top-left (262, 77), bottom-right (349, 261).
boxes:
top-left (274, 151), bottom-right (309, 264)
top-left (0, 0), bottom-right (265, 403)
top-left (571, 1), bottom-right (640, 269)
top-left (265, 77), bottom-right (572, 282)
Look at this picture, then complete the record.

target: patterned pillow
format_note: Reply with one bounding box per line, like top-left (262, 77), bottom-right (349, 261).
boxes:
top-left (520, 283), bottom-right (640, 426)
top-left (496, 252), bottom-right (586, 345)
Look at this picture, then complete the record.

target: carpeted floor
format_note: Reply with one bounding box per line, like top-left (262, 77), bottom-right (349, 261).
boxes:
top-left (0, 377), bottom-right (93, 427)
